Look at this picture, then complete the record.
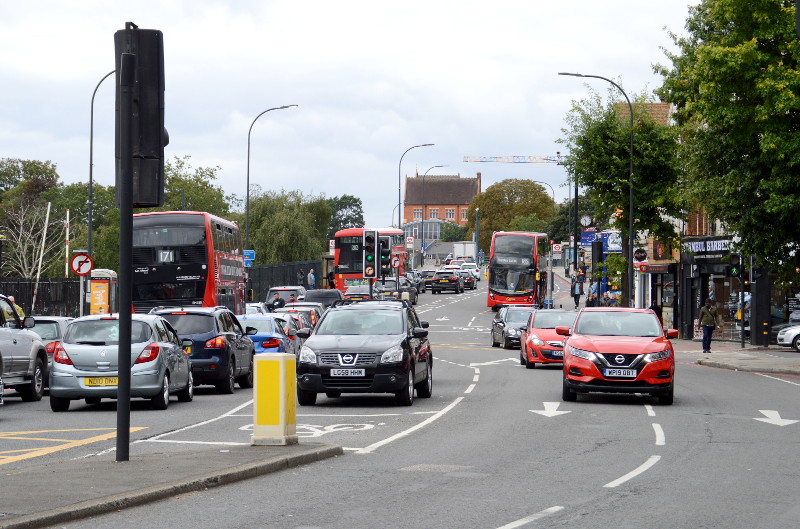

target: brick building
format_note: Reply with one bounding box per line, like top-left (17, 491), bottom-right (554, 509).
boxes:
top-left (402, 172), bottom-right (481, 240)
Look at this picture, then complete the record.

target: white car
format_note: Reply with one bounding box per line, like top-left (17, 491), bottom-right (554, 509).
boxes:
top-left (776, 324), bottom-right (800, 351)
top-left (460, 263), bottom-right (481, 281)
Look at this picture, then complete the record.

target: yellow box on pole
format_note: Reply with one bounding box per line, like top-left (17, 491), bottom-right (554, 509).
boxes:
top-left (251, 353), bottom-right (298, 446)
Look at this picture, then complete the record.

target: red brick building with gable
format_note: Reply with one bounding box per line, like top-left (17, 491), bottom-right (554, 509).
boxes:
top-left (402, 172), bottom-right (481, 228)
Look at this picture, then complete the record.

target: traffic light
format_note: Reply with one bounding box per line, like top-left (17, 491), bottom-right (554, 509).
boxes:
top-left (591, 239), bottom-right (604, 272)
top-left (115, 23), bottom-right (168, 207)
top-left (362, 230), bottom-right (378, 278)
top-left (379, 236), bottom-right (392, 276)
top-left (727, 253), bottom-right (741, 277)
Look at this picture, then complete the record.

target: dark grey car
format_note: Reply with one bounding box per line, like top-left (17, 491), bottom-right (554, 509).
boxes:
top-left (491, 306), bottom-right (536, 349)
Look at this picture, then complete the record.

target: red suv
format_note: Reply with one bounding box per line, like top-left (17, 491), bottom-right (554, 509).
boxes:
top-left (557, 307), bottom-right (677, 405)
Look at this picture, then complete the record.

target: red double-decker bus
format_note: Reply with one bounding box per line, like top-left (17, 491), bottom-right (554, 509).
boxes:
top-left (131, 211), bottom-right (246, 313)
top-left (487, 231), bottom-right (548, 310)
top-left (332, 227), bottom-right (406, 291)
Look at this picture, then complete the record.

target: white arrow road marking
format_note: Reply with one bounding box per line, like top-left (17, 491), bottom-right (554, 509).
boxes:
top-left (754, 410), bottom-right (799, 426)
top-left (436, 316), bottom-right (450, 321)
top-left (529, 402), bottom-right (571, 417)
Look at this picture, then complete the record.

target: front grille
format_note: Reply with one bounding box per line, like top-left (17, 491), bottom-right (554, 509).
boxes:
top-left (597, 353), bottom-right (641, 368)
top-left (319, 352), bottom-right (378, 366)
top-left (541, 349), bottom-right (563, 360)
top-left (320, 375), bottom-right (375, 388)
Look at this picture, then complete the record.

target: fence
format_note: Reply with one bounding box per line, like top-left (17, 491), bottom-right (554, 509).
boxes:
top-left (247, 260), bottom-right (322, 302)
top-left (0, 277), bottom-right (82, 317)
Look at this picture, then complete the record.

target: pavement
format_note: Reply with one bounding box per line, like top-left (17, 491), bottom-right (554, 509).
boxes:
top-left (1, 271), bottom-right (798, 528)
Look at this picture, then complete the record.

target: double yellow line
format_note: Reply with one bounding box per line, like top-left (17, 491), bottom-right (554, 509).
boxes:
top-left (0, 427), bottom-right (147, 465)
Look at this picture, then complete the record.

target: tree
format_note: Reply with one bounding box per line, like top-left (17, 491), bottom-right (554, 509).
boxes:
top-left (656, 0), bottom-right (800, 281)
top-left (439, 222), bottom-right (468, 242)
top-left (0, 159), bottom-right (59, 202)
top-left (326, 194), bottom-right (365, 239)
top-left (1, 201), bottom-right (65, 278)
top-left (465, 179), bottom-right (555, 253)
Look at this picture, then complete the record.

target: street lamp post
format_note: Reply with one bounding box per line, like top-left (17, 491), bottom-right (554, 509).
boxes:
top-left (398, 144), bottom-right (434, 233)
top-left (245, 105), bottom-right (298, 252)
top-left (559, 72), bottom-right (635, 306)
top-left (88, 70), bottom-right (115, 259)
top-left (421, 164), bottom-right (445, 267)
top-left (475, 207), bottom-right (480, 262)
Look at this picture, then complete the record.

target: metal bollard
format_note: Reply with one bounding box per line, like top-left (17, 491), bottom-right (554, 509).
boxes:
top-left (251, 353), bottom-right (299, 445)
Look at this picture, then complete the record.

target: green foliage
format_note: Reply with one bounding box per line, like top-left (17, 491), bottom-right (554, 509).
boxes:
top-left (592, 253), bottom-right (627, 290)
top-left (439, 222), bottom-right (468, 242)
top-left (656, 0), bottom-right (800, 281)
top-left (558, 88), bottom-right (686, 249)
top-left (465, 179), bottom-right (555, 253)
top-left (326, 194), bottom-right (365, 239)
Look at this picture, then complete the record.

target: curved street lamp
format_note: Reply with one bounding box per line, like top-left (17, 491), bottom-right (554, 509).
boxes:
top-left (88, 69), bottom-right (115, 258)
top-left (398, 143), bottom-right (434, 230)
top-left (421, 164), bottom-right (446, 264)
top-left (245, 104), bottom-right (298, 251)
top-left (559, 72), bottom-right (635, 306)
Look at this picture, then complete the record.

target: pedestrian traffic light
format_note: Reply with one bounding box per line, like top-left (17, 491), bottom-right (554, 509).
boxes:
top-left (379, 236), bottom-right (392, 276)
top-left (362, 230), bottom-right (378, 278)
top-left (114, 23), bottom-right (168, 207)
top-left (728, 254), bottom-right (741, 277)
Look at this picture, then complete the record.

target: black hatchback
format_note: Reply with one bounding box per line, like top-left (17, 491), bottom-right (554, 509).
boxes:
top-left (296, 301), bottom-right (432, 406)
top-left (153, 307), bottom-right (256, 394)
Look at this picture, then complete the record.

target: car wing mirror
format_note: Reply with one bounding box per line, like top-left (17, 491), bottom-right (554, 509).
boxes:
top-left (246, 326), bottom-right (258, 335)
top-left (287, 329), bottom-right (297, 337)
top-left (420, 321), bottom-right (429, 328)
top-left (296, 328), bottom-right (312, 339)
top-left (555, 325), bottom-right (571, 336)
top-left (666, 328), bottom-right (679, 339)
top-left (23, 316), bottom-right (35, 328)
top-left (413, 327), bottom-right (428, 338)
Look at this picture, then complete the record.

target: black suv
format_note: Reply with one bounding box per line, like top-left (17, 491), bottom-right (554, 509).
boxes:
top-left (153, 306), bottom-right (256, 393)
top-left (296, 301), bottom-right (432, 406)
top-left (431, 270), bottom-right (464, 294)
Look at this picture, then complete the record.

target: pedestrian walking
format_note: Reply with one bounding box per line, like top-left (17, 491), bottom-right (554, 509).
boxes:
top-left (602, 292), bottom-right (612, 307)
top-left (297, 268), bottom-right (306, 286)
top-left (649, 301), bottom-right (663, 325)
top-left (327, 270), bottom-right (335, 289)
top-left (699, 298), bottom-right (721, 353)
top-left (570, 276), bottom-right (583, 310)
top-left (307, 268), bottom-right (316, 290)
top-left (585, 293), bottom-right (599, 307)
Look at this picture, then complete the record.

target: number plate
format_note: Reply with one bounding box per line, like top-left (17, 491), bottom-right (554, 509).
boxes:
top-left (603, 369), bottom-right (636, 378)
top-left (546, 350), bottom-right (563, 357)
top-left (85, 377), bottom-right (118, 386)
top-left (330, 368), bottom-right (365, 377)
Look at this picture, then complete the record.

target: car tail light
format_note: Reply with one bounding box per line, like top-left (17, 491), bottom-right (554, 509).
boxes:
top-left (205, 336), bottom-right (226, 348)
top-left (135, 343), bottom-right (160, 364)
top-left (262, 338), bottom-right (281, 348)
top-left (45, 341), bottom-right (58, 354)
top-left (284, 327), bottom-right (295, 339)
top-left (53, 343), bottom-right (73, 365)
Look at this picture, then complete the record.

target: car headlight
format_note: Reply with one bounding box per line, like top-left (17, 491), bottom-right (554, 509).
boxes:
top-left (507, 328), bottom-right (520, 336)
top-left (645, 348), bottom-right (672, 362)
top-left (380, 344), bottom-right (404, 363)
top-left (568, 346), bottom-right (597, 361)
top-left (299, 345), bottom-right (317, 364)
top-left (528, 333), bottom-right (545, 346)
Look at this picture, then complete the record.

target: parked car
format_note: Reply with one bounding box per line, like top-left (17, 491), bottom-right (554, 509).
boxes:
top-left (458, 270), bottom-right (477, 290)
top-left (460, 262), bottom-right (481, 281)
top-left (770, 310), bottom-right (800, 343)
top-left (48, 314), bottom-right (193, 411)
top-left (558, 307), bottom-right (677, 405)
top-left (431, 270), bottom-right (464, 294)
top-left (153, 306), bottom-right (256, 394)
top-left (0, 294), bottom-right (48, 402)
top-left (267, 286), bottom-right (307, 302)
top-left (28, 315), bottom-right (73, 387)
top-left (245, 302), bottom-right (271, 315)
top-left (519, 310), bottom-right (577, 368)
top-left (373, 277), bottom-right (418, 304)
top-left (303, 289), bottom-right (345, 309)
top-left (295, 300), bottom-right (432, 406)
top-left (344, 285), bottom-right (372, 301)
top-left (491, 306), bottom-right (536, 349)
top-left (775, 324), bottom-right (800, 351)
top-left (238, 314), bottom-right (298, 356)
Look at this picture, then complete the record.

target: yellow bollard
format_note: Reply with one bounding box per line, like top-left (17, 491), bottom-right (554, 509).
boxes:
top-left (251, 353), bottom-right (298, 445)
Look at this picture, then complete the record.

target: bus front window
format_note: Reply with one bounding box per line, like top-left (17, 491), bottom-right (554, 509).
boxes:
top-left (489, 267), bottom-right (535, 295)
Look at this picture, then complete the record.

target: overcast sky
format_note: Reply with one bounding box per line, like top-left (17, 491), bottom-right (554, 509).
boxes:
top-left (0, 1), bottom-right (694, 233)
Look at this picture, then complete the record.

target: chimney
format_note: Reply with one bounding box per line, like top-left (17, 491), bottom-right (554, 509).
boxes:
top-left (476, 172), bottom-right (481, 192)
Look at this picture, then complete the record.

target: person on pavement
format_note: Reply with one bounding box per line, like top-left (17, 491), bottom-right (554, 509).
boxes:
top-left (699, 298), bottom-right (721, 353)
top-left (307, 268), bottom-right (316, 290)
top-left (570, 276), bottom-right (583, 310)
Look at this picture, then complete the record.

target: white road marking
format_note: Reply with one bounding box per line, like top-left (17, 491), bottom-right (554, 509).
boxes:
top-left (530, 402), bottom-right (571, 417)
top-left (473, 374), bottom-right (480, 382)
top-left (355, 397), bottom-right (464, 454)
top-left (756, 373), bottom-right (800, 387)
top-left (496, 506), bottom-right (565, 528)
top-left (465, 384), bottom-right (476, 394)
top-left (469, 358), bottom-right (517, 366)
top-left (652, 423), bottom-right (665, 445)
top-left (137, 399), bottom-right (253, 444)
top-left (754, 410), bottom-right (799, 426)
top-left (603, 455), bottom-right (661, 488)
top-left (644, 404), bottom-right (656, 417)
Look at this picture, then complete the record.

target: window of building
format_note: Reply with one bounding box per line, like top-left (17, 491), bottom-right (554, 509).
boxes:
top-left (413, 208), bottom-right (422, 219)
top-left (461, 209), bottom-right (467, 221)
top-left (429, 209), bottom-right (439, 219)
top-left (445, 208), bottom-right (455, 220)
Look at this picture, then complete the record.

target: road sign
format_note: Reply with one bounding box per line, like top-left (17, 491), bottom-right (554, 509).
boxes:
top-left (243, 249), bottom-right (255, 260)
top-left (553, 244), bottom-right (562, 252)
top-left (391, 256), bottom-right (400, 269)
top-left (245, 260), bottom-right (253, 268)
top-left (406, 236), bottom-right (414, 244)
top-left (70, 253), bottom-right (94, 276)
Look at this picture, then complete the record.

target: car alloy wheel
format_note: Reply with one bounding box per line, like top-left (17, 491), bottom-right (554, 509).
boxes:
top-left (415, 361), bottom-right (432, 398)
top-left (216, 359), bottom-right (236, 394)
top-left (20, 358), bottom-right (45, 402)
top-left (151, 374), bottom-right (170, 410)
top-left (396, 368), bottom-right (414, 406)
top-left (177, 371), bottom-right (194, 402)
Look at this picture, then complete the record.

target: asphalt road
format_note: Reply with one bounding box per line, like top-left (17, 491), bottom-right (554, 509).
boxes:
top-left (4, 281), bottom-right (800, 529)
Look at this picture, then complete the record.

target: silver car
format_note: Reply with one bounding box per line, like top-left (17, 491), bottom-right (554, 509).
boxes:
top-left (49, 314), bottom-right (193, 412)
top-left (28, 315), bottom-right (73, 386)
top-left (776, 324), bottom-right (800, 351)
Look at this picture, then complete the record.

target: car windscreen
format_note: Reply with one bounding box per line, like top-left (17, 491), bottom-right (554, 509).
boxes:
top-left (65, 320), bottom-right (151, 345)
top-left (160, 313), bottom-right (215, 335)
top-left (505, 309), bottom-right (534, 324)
top-left (315, 310), bottom-right (403, 335)
top-left (576, 311), bottom-right (662, 337)
top-left (31, 321), bottom-right (61, 340)
top-left (268, 288), bottom-right (301, 299)
top-left (532, 311), bottom-right (577, 329)
top-left (240, 318), bottom-right (276, 334)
